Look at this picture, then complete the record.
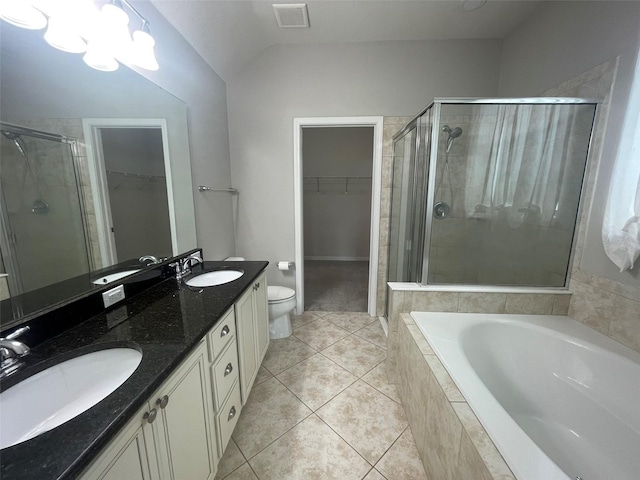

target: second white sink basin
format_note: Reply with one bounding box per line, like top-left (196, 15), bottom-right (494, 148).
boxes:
top-left (0, 347), bottom-right (142, 449)
top-left (92, 269), bottom-right (141, 285)
top-left (186, 270), bottom-right (244, 287)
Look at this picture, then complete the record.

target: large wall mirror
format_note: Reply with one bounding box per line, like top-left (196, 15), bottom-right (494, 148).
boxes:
top-left (0, 22), bottom-right (197, 324)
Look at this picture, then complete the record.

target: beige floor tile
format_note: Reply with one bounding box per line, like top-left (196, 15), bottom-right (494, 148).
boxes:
top-left (291, 311), bottom-right (323, 330)
top-left (375, 428), bottom-right (428, 480)
top-left (216, 438), bottom-right (246, 479)
top-left (325, 312), bottom-right (377, 332)
top-left (316, 380), bottom-right (408, 464)
top-left (361, 362), bottom-right (400, 404)
top-left (321, 335), bottom-right (387, 377)
top-left (249, 414), bottom-right (371, 480)
top-left (262, 336), bottom-right (316, 374)
top-left (253, 366), bottom-right (273, 387)
top-left (232, 377), bottom-right (312, 459)
top-left (354, 321), bottom-right (387, 349)
top-left (276, 354), bottom-right (357, 410)
top-left (363, 469), bottom-right (387, 480)
top-left (293, 320), bottom-right (351, 350)
top-left (221, 463), bottom-right (258, 480)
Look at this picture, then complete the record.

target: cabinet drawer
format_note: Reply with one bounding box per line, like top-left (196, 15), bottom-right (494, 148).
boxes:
top-left (211, 340), bottom-right (239, 410)
top-left (208, 308), bottom-right (235, 361)
top-left (216, 381), bottom-right (241, 456)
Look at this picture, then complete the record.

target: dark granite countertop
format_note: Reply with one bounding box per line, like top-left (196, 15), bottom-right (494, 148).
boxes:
top-left (0, 260), bottom-right (268, 480)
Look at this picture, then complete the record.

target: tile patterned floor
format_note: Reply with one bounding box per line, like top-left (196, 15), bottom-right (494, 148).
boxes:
top-left (217, 312), bottom-right (428, 480)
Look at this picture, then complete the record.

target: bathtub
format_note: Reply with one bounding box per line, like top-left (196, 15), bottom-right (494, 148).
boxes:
top-left (411, 312), bottom-right (640, 480)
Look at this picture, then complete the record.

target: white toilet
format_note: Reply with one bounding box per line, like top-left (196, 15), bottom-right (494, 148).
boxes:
top-left (267, 286), bottom-right (296, 339)
top-left (224, 257), bottom-right (296, 339)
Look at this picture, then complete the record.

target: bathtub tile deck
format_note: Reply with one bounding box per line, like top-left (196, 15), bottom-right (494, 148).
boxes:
top-left (218, 317), bottom-right (427, 480)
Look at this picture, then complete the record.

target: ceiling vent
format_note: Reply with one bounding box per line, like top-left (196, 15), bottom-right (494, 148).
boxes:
top-left (272, 3), bottom-right (310, 28)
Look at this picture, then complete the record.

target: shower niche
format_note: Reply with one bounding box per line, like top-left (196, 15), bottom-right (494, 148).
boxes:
top-left (388, 98), bottom-right (598, 288)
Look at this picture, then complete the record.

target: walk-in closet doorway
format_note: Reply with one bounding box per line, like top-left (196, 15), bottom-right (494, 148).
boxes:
top-left (293, 117), bottom-right (383, 316)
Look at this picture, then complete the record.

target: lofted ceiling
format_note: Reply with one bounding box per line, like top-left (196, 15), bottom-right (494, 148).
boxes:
top-left (150, 0), bottom-right (543, 81)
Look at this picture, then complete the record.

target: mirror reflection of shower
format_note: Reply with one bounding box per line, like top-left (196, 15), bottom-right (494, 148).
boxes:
top-left (433, 124), bottom-right (463, 219)
top-left (0, 123), bottom-right (91, 298)
top-left (0, 130), bottom-right (49, 214)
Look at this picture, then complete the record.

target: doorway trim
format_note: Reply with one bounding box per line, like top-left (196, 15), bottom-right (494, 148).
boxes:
top-left (82, 118), bottom-right (176, 267)
top-left (293, 116), bottom-right (384, 316)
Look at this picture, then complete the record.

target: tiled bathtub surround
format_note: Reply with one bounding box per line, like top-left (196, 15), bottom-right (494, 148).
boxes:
top-left (396, 313), bottom-right (515, 480)
top-left (569, 270), bottom-right (640, 353)
top-left (385, 285), bottom-right (570, 381)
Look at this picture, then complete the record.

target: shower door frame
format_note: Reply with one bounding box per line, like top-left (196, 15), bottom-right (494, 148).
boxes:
top-left (420, 97), bottom-right (601, 288)
top-left (293, 116), bottom-right (384, 316)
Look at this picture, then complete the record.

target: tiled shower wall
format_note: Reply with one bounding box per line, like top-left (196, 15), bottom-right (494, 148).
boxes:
top-left (377, 116), bottom-right (412, 316)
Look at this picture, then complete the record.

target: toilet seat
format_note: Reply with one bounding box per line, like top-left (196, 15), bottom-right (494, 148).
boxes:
top-left (268, 286), bottom-right (295, 304)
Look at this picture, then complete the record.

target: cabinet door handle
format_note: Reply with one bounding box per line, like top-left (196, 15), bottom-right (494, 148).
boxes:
top-left (224, 362), bottom-right (233, 376)
top-left (143, 408), bottom-right (157, 424)
top-left (156, 395), bottom-right (169, 409)
top-left (228, 406), bottom-right (236, 421)
top-left (220, 325), bottom-right (230, 337)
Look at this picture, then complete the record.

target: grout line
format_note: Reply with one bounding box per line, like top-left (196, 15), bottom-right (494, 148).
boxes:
top-left (313, 412), bottom-right (374, 468)
top-left (373, 425), bottom-right (415, 476)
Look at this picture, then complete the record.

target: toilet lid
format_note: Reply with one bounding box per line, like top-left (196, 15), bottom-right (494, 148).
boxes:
top-left (268, 286), bottom-right (295, 302)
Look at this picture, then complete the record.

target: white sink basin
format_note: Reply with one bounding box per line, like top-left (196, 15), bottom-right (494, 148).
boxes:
top-left (186, 270), bottom-right (244, 287)
top-left (92, 269), bottom-right (141, 285)
top-left (0, 348), bottom-right (142, 449)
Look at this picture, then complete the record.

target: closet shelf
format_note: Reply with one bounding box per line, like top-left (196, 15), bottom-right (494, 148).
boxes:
top-left (304, 176), bottom-right (372, 194)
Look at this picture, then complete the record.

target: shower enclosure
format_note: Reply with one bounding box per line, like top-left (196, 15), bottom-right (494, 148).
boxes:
top-left (388, 98), bottom-right (598, 288)
top-left (0, 123), bottom-right (92, 299)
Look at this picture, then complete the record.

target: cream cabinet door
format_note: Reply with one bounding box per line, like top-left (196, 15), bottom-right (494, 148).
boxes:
top-left (252, 273), bottom-right (269, 364)
top-left (79, 405), bottom-right (158, 480)
top-left (151, 341), bottom-right (217, 480)
top-left (235, 287), bottom-right (257, 405)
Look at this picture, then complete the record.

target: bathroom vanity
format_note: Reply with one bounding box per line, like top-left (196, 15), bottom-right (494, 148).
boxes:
top-left (0, 257), bottom-right (269, 480)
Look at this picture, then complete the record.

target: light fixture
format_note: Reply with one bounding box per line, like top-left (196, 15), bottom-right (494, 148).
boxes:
top-left (83, 41), bottom-right (119, 72)
top-left (44, 15), bottom-right (87, 53)
top-left (0, 0), bottom-right (47, 30)
top-left (97, 0), bottom-right (132, 63)
top-left (1, 0), bottom-right (159, 72)
top-left (131, 21), bottom-right (159, 71)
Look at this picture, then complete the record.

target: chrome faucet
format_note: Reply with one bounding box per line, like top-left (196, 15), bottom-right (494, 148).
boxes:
top-left (139, 255), bottom-right (160, 266)
top-left (0, 326), bottom-right (30, 379)
top-left (171, 253), bottom-right (203, 280)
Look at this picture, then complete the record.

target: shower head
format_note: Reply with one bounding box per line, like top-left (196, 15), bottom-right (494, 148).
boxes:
top-left (442, 125), bottom-right (463, 153)
top-left (448, 127), bottom-right (463, 139)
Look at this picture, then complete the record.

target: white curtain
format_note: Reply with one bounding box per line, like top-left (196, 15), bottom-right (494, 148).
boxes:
top-left (464, 104), bottom-right (575, 229)
top-left (602, 53), bottom-right (640, 272)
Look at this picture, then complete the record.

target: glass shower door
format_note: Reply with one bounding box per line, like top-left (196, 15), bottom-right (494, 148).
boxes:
top-left (388, 122), bottom-right (425, 283)
top-left (0, 125), bottom-right (90, 297)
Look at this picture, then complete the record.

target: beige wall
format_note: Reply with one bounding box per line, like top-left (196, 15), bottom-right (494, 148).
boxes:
top-left (227, 39), bottom-right (503, 289)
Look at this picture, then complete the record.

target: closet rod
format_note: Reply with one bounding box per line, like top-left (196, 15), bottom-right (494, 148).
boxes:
top-left (198, 185), bottom-right (239, 194)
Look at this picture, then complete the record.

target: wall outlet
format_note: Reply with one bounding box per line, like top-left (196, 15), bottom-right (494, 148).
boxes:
top-left (102, 285), bottom-right (125, 308)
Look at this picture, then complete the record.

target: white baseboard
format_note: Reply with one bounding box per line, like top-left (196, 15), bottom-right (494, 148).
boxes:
top-left (304, 256), bottom-right (369, 261)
